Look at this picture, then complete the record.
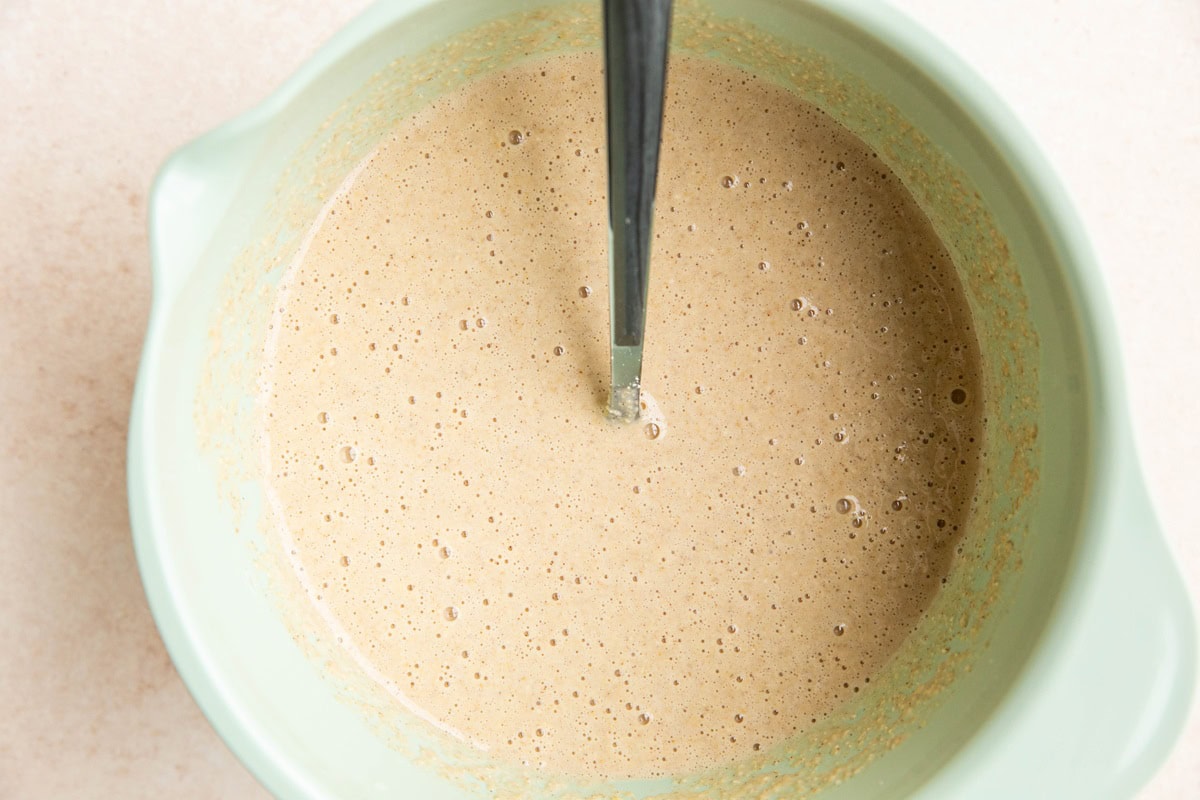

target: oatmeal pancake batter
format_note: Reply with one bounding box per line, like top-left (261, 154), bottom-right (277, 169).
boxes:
top-left (261, 53), bottom-right (984, 778)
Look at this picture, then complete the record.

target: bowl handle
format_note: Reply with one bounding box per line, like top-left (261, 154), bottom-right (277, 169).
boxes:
top-left (147, 122), bottom-right (270, 302)
top-left (919, 440), bottom-right (1196, 799)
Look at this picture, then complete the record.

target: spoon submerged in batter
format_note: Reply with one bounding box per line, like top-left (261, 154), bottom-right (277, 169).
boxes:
top-left (602, 0), bottom-right (672, 421)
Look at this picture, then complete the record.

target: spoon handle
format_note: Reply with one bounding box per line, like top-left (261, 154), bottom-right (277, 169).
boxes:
top-left (604, 0), bottom-right (672, 420)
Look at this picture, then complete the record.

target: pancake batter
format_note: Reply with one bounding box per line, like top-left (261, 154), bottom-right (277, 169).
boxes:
top-left (260, 53), bottom-right (984, 778)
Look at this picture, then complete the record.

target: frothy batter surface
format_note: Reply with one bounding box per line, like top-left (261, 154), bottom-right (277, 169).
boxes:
top-left (261, 53), bottom-right (983, 778)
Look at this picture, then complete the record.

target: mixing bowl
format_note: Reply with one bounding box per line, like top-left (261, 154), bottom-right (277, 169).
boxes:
top-left (128, 0), bottom-right (1196, 797)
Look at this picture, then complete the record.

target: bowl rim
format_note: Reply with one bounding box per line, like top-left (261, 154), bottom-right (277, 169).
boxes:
top-left (128, 1), bottom-right (1195, 797)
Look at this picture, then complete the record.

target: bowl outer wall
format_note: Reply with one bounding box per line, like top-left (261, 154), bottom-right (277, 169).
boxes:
top-left (128, 0), bottom-right (1197, 797)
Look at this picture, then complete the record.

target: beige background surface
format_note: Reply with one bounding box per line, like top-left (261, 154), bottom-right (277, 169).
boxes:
top-left (0, 1), bottom-right (1195, 797)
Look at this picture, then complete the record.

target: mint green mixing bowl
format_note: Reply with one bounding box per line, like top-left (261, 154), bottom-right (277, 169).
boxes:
top-left (128, 0), bottom-right (1196, 797)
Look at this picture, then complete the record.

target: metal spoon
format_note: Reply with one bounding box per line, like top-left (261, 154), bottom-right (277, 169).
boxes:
top-left (603, 0), bottom-right (672, 422)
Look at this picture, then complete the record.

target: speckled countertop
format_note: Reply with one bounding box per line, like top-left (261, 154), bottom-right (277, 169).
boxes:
top-left (1, 1), bottom-right (1195, 797)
